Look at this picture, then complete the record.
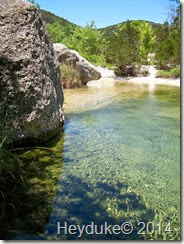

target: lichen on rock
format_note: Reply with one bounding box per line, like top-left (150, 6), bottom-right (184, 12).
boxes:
top-left (0, 0), bottom-right (64, 145)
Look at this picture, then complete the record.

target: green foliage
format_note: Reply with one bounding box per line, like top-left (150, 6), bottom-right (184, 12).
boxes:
top-left (42, 10), bottom-right (77, 44)
top-left (46, 22), bottom-right (66, 43)
top-left (41, 9), bottom-right (77, 27)
top-left (107, 20), bottom-right (140, 68)
top-left (156, 66), bottom-right (180, 78)
top-left (107, 20), bottom-right (156, 75)
top-left (60, 64), bottom-right (81, 88)
top-left (43, 7), bottom-right (179, 75)
top-left (89, 55), bottom-right (108, 67)
top-left (64, 20), bottom-right (108, 65)
top-left (155, 25), bottom-right (180, 69)
top-left (139, 22), bottom-right (156, 64)
top-left (100, 20), bottom-right (162, 39)
top-left (154, 23), bottom-right (180, 69)
top-left (42, 9), bottom-right (77, 41)
top-left (45, 18), bottom-right (108, 66)
top-left (154, 0), bottom-right (180, 69)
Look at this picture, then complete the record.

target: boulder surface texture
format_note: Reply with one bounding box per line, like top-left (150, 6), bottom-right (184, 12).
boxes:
top-left (0, 0), bottom-right (64, 145)
top-left (53, 43), bottom-right (101, 85)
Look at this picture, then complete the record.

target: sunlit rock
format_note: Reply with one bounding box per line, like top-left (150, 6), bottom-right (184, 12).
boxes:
top-left (53, 43), bottom-right (101, 85)
top-left (0, 0), bottom-right (64, 144)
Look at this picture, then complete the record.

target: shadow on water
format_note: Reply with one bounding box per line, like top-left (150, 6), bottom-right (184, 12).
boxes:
top-left (45, 174), bottom-right (155, 240)
top-left (43, 84), bottom-right (180, 240)
top-left (3, 132), bottom-right (65, 240)
top-left (5, 83), bottom-right (180, 240)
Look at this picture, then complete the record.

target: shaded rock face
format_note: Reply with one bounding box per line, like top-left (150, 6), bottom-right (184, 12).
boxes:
top-left (53, 43), bottom-right (101, 85)
top-left (0, 0), bottom-right (64, 145)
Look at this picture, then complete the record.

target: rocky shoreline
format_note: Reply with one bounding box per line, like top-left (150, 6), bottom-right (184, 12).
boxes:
top-left (89, 66), bottom-right (180, 87)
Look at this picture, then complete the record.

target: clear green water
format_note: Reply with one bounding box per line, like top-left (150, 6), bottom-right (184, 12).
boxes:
top-left (14, 82), bottom-right (180, 240)
top-left (43, 82), bottom-right (180, 240)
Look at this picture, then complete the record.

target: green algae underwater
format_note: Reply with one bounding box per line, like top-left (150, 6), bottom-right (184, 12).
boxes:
top-left (8, 82), bottom-right (180, 240)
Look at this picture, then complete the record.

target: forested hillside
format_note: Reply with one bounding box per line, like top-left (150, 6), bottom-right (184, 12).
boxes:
top-left (41, 9), bottom-right (77, 27)
top-left (40, 9), bottom-right (78, 42)
top-left (99, 20), bottom-right (162, 38)
top-left (40, 1), bottom-right (180, 78)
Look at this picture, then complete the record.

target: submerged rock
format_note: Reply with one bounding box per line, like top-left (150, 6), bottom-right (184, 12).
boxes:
top-left (0, 0), bottom-right (64, 144)
top-left (53, 43), bottom-right (101, 86)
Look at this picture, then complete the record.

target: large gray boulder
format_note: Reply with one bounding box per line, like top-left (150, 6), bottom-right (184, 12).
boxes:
top-left (53, 43), bottom-right (101, 85)
top-left (0, 0), bottom-right (64, 145)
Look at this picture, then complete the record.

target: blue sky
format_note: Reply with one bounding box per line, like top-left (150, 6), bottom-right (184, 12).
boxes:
top-left (36, 0), bottom-right (173, 28)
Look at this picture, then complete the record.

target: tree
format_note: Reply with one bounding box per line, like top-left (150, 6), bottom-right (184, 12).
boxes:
top-left (154, 0), bottom-right (180, 69)
top-left (110, 20), bottom-right (140, 66)
top-left (139, 22), bottom-right (156, 64)
top-left (106, 20), bottom-right (158, 75)
top-left (168, 0), bottom-right (180, 25)
top-left (155, 24), bottom-right (171, 68)
top-left (64, 20), bottom-right (108, 64)
top-left (46, 22), bottom-right (65, 43)
top-left (106, 20), bottom-right (156, 69)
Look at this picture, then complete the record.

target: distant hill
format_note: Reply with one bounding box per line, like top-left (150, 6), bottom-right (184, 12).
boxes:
top-left (99, 20), bottom-right (162, 38)
top-left (40, 9), bottom-right (162, 39)
top-left (40, 9), bottom-right (78, 28)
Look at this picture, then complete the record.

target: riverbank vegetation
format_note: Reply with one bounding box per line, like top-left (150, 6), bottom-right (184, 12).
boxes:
top-left (106, 20), bottom-right (156, 76)
top-left (156, 66), bottom-right (180, 79)
top-left (42, 0), bottom-right (180, 79)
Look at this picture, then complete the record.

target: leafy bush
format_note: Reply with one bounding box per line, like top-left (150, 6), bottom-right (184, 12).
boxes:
top-left (60, 64), bottom-right (81, 88)
top-left (87, 54), bottom-right (107, 67)
top-left (64, 21), bottom-right (109, 66)
top-left (46, 20), bottom-right (109, 66)
top-left (170, 67), bottom-right (180, 77)
top-left (156, 66), bottom-right (180, 78)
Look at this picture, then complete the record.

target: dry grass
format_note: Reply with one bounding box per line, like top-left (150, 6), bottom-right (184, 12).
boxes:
top-left (60, 64), bottom-right (81, 88)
